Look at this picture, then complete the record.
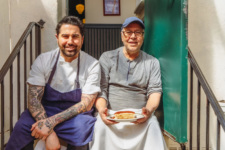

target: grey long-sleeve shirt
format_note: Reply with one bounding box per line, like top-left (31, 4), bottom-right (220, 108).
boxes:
top-left (98, 47), bottom-right (162, 110)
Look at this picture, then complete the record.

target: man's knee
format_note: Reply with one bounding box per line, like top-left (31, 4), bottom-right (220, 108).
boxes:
top-left (13, 119), bottom-right (31, 133)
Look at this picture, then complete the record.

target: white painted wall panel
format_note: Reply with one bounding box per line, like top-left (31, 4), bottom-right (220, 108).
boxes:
top-left (10, 0), bottom-right (58, 53)
top-left (189, 0), bottom-right (225, 101)
top-left (189, 0), bottom-right (225, 149)
top-left (0, 0), bottom-right (10, 68)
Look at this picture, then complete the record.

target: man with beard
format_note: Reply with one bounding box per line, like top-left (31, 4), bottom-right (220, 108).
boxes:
top-left (6, 16), bottom-right (101, 150)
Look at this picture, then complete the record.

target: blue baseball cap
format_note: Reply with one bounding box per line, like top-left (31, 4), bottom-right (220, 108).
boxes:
top-left (121, 17), bottom-right (145, 30)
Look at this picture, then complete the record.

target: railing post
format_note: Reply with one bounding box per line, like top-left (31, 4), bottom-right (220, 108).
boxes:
top-left (30, 31), bottom-right (33, 67)
top-left (35, 25), bottom-right (40, 58)
top-left (206, 98), bottom-right (209, 150)
top-left (217, 120), bottom-right (220, 150)
top-left (10, 66), bottom-right (13, 135)
top-left (189, 66), bottom-right (193, 150)
top-left (180, 143), bottom-right (186, 150)
top-left (38, 19), bottom-right (45, 27)
top-left (197, 81), bottom-right (201, 150)
top-left (36, 19), bottom-right (45, 56)
top-left (17, 52), bottom-right (21, 120)
top-left (1, 81), bottom-right (5, 150)
top-left (24, 41), bottom-right (27, 109)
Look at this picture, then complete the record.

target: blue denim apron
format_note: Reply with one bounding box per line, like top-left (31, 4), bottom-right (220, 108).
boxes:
top-left (6, 52), bottom-right (96, 150)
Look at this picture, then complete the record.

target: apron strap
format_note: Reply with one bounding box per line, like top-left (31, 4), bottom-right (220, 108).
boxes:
top-left (75, 54), bottom-right (80, 88)
top-left (48, 51), bottom-right (60, 84)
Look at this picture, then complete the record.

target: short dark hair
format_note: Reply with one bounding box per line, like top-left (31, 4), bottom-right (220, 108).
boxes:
top-left (56, 16), bottom-right (84, 36)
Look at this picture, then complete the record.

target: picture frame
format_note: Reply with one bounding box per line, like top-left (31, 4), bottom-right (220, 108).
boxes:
top-left (103, 0), bottom-right (120, 16)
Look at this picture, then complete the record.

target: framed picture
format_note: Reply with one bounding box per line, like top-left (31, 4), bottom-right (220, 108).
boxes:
top-left (103, 0), bottom-right (120, 16)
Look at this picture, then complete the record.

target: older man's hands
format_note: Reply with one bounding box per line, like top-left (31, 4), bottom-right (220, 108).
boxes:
top-left (100, 107), bottom-right (152, 125)
top-left (132, 107), bottom-right (152, 124)
top-left (99, 108), bottom-right (119, 125)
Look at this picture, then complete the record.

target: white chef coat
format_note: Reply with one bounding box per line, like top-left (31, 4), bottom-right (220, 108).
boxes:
top-left (27, 48), bottom-right (101, 94)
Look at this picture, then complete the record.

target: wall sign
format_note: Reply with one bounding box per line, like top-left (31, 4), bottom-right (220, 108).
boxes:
top-left (103, 0), bottom-right (120, 16)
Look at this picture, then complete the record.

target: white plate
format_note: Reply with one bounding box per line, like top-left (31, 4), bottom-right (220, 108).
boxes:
top-left (106, 113), bottom-right (145, 122)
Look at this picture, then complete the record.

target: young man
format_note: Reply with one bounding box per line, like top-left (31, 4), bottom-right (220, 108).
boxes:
top-left (6, 16), bottom-right (101, 150)
top-left (90, 17), bottom-right (167, 150)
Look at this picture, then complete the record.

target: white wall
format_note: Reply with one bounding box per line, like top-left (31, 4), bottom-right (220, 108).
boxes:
top-left (189, 0), bottom-right (225, 101)
top-left (10, 0), bottom-right (59, 53)
top-left (189, 0), bottom-right (225, 149)
top-left (136, 0), bottom-right (143, 6)
top-left (0, 0), bottom-right (60, 69)
top-left (0, 0), bottom-right (10, 69)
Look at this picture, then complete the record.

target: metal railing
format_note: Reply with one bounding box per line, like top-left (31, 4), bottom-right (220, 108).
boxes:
top-left (0, 20), bottom-right (45, 149)
top-left (84, 24), bottom-right (123, 59)
top-left (188, 47), bottom-right (225, 150)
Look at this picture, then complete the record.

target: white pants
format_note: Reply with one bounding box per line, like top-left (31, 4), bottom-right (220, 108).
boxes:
top-left (90, 109), bottom-right (168, 150)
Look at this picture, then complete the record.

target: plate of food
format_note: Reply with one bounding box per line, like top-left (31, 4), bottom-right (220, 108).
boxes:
top-left (106, 111), bottom-right (145, 122)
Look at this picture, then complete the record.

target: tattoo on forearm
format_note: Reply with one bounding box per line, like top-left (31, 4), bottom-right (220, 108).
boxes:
top-left (52, 105), bottom-right (83, 123)
top-left (51, 93), bottom-right (97, 125)
top-left (34, 111), bottom-right (47, 120)
top-left (28, 85), bottom-right (47, 121)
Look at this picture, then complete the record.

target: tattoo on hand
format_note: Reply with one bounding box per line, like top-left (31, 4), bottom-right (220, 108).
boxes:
top-left (38, 121), bottom-right (44, 129)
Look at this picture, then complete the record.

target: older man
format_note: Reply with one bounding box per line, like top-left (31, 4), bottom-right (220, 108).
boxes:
top-left (6, 16), bottom-right (100, 150)
top-left (90, 17), bottom-right (167, 150)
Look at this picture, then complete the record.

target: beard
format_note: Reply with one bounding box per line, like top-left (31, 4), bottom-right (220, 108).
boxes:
top-left (60, 45), bottom-right (80, 58)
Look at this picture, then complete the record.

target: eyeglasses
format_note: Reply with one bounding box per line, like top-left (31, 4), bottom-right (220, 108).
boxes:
top-left (122, 31), bottom-right (144, 37)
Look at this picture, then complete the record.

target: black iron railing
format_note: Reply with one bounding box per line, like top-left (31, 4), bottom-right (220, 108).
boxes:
top-left (188, 47), bottom-right (225, 150)
top-left (0, 20), bottom-right (45, 149)
top-left (84, 24), bottom-right (123, 59)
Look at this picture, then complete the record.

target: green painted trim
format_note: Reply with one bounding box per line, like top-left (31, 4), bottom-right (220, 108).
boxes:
top-left (143, 0), bottom-right (188, 143)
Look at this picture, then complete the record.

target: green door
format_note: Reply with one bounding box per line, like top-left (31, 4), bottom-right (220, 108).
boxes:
top-left (143, 0), bottom-right (188, 143)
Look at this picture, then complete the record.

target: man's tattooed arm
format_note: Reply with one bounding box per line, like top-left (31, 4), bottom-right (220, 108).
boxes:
top-left (28, 84), bottom-right (47, 121)
top-left (46, 93), bottom-right (97, 128)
